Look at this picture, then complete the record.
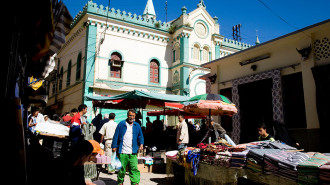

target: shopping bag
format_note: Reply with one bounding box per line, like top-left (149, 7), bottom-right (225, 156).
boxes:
top-left (110, 153), bottom-right (122, 171)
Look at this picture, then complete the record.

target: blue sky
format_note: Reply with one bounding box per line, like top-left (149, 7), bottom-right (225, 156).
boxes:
top-left (63, 0), bottom-right (329, 45)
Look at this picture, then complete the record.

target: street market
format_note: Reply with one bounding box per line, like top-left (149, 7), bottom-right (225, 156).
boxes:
top-left (5, 0), bottom-right (330, 185)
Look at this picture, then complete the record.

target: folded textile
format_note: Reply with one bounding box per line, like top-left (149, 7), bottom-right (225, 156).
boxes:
top-left (298, 153), bottom-right (330, 169)
top-left (297, 153), bottom-right (330, 184)
top-left (269, 141), bottom-right (297, 150)
top-left (265, 150), bottom-right (310, 170)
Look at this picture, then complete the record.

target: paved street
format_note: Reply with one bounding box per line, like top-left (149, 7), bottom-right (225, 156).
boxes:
top-left (91, 170), bottom-right (174, 185)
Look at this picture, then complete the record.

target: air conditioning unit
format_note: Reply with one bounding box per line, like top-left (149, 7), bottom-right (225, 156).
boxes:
top-left (112, 60), bottom-right (122, 67)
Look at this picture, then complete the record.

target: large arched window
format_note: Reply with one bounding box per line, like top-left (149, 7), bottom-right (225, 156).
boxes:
top-left (202, 46), bottom-right (209, 62)
top-left (76, 52), bottom-right (82, 80)
top-left (66, 60), bottom-right (72, 87)
top-left (110, 52), bottom-right (122, 78)
top-left (150, 59), bottom-right (159, 83)
top-left (193, 44), bottom-right (200, 60)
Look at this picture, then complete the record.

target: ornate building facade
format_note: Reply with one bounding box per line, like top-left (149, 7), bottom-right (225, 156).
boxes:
top-left (46, 0), bottom-right (252, 123)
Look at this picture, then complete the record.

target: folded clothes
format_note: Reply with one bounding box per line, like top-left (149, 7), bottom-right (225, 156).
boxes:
top-left (269, 141), bottom-right (297, 150)
top-left (297, 153), bottom-right (330, 184)
top-left (265, 150), bottom-right (310, 170)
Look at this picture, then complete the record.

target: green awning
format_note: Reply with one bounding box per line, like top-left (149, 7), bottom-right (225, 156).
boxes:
top-left (85, 90), bottom-right (190, 102)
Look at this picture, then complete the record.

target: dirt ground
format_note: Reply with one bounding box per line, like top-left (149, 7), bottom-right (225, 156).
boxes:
top-left (90, 170), bottom-right (175, 185)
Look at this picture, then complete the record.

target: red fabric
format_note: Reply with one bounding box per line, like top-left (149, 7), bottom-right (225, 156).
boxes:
top-left (71, 113), bottom-right (81, 125)
top-left (62, 115), bottom-right (72, 122)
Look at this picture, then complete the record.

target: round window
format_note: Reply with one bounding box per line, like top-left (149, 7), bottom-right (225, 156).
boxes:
top-left (195, 22), bottom-right (208, 38)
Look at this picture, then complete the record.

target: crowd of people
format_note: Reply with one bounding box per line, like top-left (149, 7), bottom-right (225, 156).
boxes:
top-left (26, 104), bottom-right (281, 185)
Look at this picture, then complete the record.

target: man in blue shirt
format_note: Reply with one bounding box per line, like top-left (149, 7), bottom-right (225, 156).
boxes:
top-left (112, 109), bottom-right (144, 185)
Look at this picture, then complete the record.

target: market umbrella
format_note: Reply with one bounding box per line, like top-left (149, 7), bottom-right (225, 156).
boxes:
top-left (147, 109), bottom-right (207, 119)
top-left (183, 93), bottom-right (237, 117)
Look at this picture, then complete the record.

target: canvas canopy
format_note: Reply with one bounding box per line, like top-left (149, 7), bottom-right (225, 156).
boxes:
top-left (85, 90), bottom-right (190, 109)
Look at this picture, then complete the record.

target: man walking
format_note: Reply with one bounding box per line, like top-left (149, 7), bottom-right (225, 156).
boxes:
top-left (112, 110), bottom-right (144, 185)
top-left (70, 104), bottom-right (87, 147)
top-left (176, 115), bottom-right (189, 150)
top-left (99, 113), bottom-right (118, 173)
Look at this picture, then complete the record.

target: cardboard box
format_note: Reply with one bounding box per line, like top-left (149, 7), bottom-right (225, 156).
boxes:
top-left (138, 164), bottom-right (151, 173)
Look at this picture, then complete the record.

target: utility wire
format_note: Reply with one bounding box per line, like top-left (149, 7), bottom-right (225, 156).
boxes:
top-left (256, 0), bottom-right (311, 38)
top-left (257, 0), bottom-right (299, 30)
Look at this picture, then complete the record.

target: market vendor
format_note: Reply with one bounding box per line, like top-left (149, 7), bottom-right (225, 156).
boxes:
top-left (257, 123), bottom-right (275, 141)
top-left (199, 117), bottom-right (226, 143)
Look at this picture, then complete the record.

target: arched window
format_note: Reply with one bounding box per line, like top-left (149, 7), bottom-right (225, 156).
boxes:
top-left (193, 44), bottom-right (200, 60)
top-left (150, 59), bottom-right (159, 83)
top-left (59, 67), bottom-right (63, 91)
top-left (66, 60), bottom-right (71, 87)
top-left (110, 52), bottom-right (122, 78)
top-left (175, 44), bottom-right (180, 62)
top-left (76, 52), bottom-right (82, 80)
top-left (202, 46), bottom-right (209, 62)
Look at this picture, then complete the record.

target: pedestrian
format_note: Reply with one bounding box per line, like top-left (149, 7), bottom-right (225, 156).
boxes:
top-left (99, 113), bottom-right (118, 173)
top-left (152, 115), bottom-right (164, 148)
top-left (112, 109), bottom-right (144, 185)
top-left (257, 123), bottom-right (275, 141)
top-left (62, 112), bottom-right (72, 122)
top-left (44, 115), bottom-right (49, 122)
top-left (71, 108), bottom-right (78, 116)
top-left (70, 104), bottom-right (88, 147)
top-left (95, 114), bottom-right (110, 143)
top-left (51, 140), bottom-right (106, 185)
top-left (28, 106), bottom-right (40, 135)
top-left (187, 119), bottom-right (196, 147)
top-left (176, 115), bottom-right (189, 150)
top-left (145, 117), bottom-right (152, 134)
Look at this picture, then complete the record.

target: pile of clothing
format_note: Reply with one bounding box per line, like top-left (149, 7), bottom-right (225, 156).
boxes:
top-left (246, 149), bottom-right (281, 173)
top-left (319, 162), bottom-right (330, 184)
top-left (268, 141), bottom-right (297, 150)
top-left (264, 150), bottom-right (310, 180)
top-left (214, 151), bottom-right (231, 167)
top-left (230, 150), bottom-right (248, 168)
top-left (165, 150), bottom-right (178, 161)
top-left (297, 153), bottom-right (330, 184)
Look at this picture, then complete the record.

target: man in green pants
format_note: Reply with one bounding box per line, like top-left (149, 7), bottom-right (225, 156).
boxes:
top-left (112, 109), bottom-right (144, 185)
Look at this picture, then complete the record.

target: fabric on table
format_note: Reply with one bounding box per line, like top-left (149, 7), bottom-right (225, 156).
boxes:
top-left (297, 153), bottom-right (330, 184)
top-left (269, 141), bottom-right (297, 150)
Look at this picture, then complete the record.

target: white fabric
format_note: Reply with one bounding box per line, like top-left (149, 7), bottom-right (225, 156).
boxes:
top-left (177, 120), bottom-right (189, 144)
top-left (99, 120), bottom-right (117, 140)
top-left (35, 119), bottom-right (69, 136)
top-left (121, 122), bottom-right (133, 154)
top-left (224, 134), bottom-right (237, 146)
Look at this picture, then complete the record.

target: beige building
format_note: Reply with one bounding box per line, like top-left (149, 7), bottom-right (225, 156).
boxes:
top-left (202, 19), bottom-right (330, 152)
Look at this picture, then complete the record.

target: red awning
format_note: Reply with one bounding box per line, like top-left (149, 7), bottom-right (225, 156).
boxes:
top-left (147, 109), bottom-right (206, 119)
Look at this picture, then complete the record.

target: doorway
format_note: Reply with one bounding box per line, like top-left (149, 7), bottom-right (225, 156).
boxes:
top-left (238, 78), bottom-right (273, 143)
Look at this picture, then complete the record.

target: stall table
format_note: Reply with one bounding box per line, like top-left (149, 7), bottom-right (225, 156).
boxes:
top-left (166, 158), bottom-right (297, 185)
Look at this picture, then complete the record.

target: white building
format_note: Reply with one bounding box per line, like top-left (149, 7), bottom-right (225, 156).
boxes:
top-left (46, 0), bottom-right (252, 123)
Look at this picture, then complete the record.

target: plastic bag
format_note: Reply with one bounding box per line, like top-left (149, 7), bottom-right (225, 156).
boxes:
top-left (109, 153), bottom-right (122, 171)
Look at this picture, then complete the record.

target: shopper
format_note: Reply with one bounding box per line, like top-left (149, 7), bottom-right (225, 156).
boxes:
top-left (176, 115), bottom-right (189, 150)
top-left (28, 106), bottom-right (41, 135)
top-left (99, 113), bottom-right (118, 173)
top-left (70, 104), bottom-right (87, 147)
top-left (95, 114), bottom-right (109, 143)
top-left (112, 109), bottom-right (144, 185)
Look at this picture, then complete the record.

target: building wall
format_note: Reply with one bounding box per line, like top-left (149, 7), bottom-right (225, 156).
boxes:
top-left (205, 21), bottom-right (330, 151)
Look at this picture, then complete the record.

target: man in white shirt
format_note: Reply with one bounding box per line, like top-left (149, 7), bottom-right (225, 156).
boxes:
top-left (99, 113), bottom-right (118, 173)
top-left (176, 115), bottom-right (189, 150)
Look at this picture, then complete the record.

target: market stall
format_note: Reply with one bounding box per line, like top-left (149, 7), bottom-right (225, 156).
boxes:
top-left (165, 140), bottom-right (330, 185)
top-left (164, 93), bottom-right (330, 184)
